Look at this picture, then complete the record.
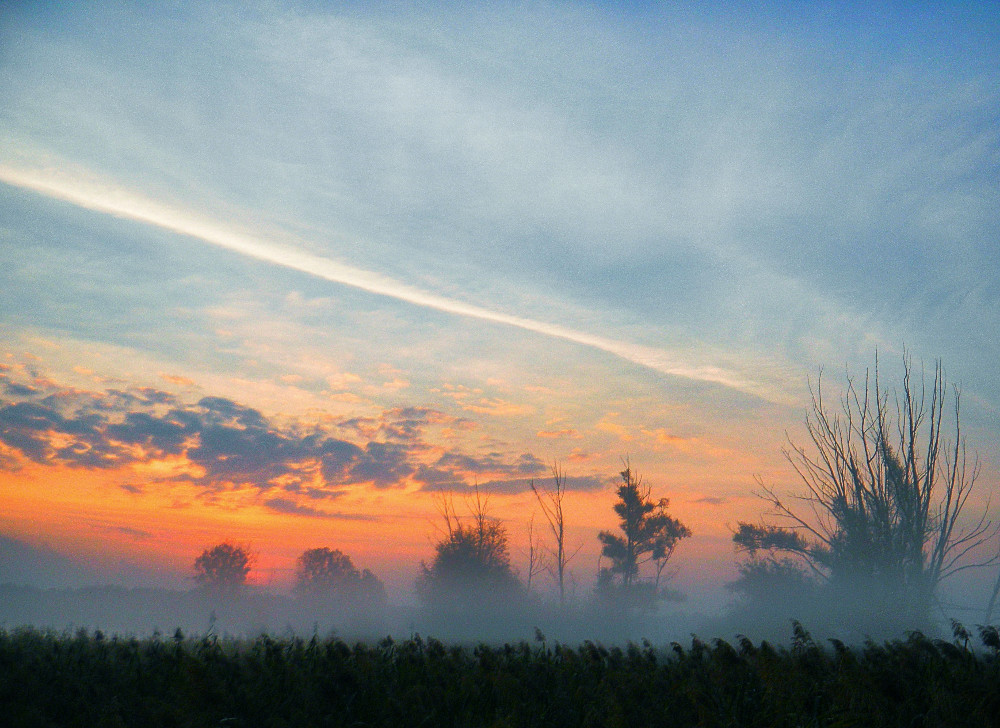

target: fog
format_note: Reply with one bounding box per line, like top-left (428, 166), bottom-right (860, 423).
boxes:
top-left (2, 534), bottom-right (987, 647)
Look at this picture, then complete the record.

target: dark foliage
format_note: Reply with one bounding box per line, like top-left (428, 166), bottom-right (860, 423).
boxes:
top-left (597, 464), bottom-right (691, 608)
top-left (418, 490), bottom-right (522, 608)
top-left (2, 625), bottom-right (1000, 727)
top-left (727, 558), bottom-right (816, 605)
top-left (294, 547), bottom-right (386, 606)
top-left (193, 543), bottom-right (252, 594)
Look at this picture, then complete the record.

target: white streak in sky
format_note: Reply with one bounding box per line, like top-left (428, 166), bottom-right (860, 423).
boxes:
top-left (0, 163), bottom-right (787, 402)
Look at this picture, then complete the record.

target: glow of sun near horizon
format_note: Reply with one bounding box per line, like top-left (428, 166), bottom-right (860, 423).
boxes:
top-left (1, 2), bottom-right (998, 607)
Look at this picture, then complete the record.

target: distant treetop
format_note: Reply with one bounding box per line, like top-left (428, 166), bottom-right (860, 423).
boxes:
top-left (193, 542), bottom-right (252, 593)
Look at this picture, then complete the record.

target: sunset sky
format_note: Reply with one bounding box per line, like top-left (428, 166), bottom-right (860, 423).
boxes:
top-left (1, 2), bottom-right (999, 607)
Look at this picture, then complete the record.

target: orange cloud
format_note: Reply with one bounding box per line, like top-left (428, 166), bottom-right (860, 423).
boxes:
top-left (462, 398), bottom-right (534, 417)
top-left (595, 415), bottom-right (631, 442)
top-left (380, 378), bottom-right (410, 391)
top-left (326, 371), bottom-right (362, 390)
top-left (643, 428), bottom-right (730, 458)
top-left (160, 373), bottom-right (197, 387)
top-left (536, 428), bottom-right (582, 439)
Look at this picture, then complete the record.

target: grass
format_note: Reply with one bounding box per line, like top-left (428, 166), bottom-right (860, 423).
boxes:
top-left (1, 622), bottom-right (999, 727)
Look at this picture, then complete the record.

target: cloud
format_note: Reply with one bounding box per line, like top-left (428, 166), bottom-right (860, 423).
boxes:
top-left (474, 474), bottom-right (608, 495)
top-left (0, 365), bottom-right (554, 500)
top-left (691, 496), bottom-right (728, 506)
top-left (347, 441), bottom-right (415, 488)
top-left (514, 453), bottom-right (547, 475)
top-left (0, 400), bottom-right (115, 467)
top-left (300, 487), bottom-right (348, 501)
top-left (410, 465), bottom-right (468, 493)
top-left (262, 497), bottom-right (377, 521)
top-left (159, 373), bottom-right (196, 387)
top-left (411, 450), bottom-right (547, 492)
top-left (4, 382), bottom-right (39, 397)
top-left (537, 428), bottom-right (581, 439)
top-left (0, 163), bottom-right (787, 402)
top-left (643, 428), bottom-right (730, 459)
top-left (594, 417), bottom-right (632, 442)
top-left (108, 525), bottom-right (154, 540)
top-left (434, 452), bottom-right (505, 475)
top-left (461, 398), bottom-right (535, 417)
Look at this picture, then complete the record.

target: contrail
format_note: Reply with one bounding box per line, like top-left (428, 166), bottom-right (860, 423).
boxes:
top-left (0, 163), bottom-right (785, 401)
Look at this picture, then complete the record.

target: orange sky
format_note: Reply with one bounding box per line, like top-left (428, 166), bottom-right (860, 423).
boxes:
top-left (0, 377), bottom-right (787, 601)
top-left (2, 342), bottom-right (997, 609)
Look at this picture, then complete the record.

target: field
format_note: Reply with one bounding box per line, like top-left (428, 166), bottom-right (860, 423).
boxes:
top-left (2, 623), bottom-right (999, 727)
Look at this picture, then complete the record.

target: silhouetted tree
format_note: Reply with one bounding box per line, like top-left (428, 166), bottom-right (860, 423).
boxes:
top-left (986, 569), bottom-right (1000, 625)
top-left (193, 543), bottom-right (252, 593)
top-left (524, 513), bottom-right (546, 594)
top-left (294, 547), bottom-right (386, 605)
top-left (418, 488), bottom-right (521, 606)
top-left (735, 353), bottom-right (996, 625)
top-left (597, 463), bottom-right (691, 607)
top-left (531, 463), bottom-right (580, 605)
top-left (727, 557), bottom-right (817, 606)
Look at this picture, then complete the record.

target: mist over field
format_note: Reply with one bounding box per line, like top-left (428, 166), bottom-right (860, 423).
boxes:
top-left (0, 529), bottom-right (989, 649)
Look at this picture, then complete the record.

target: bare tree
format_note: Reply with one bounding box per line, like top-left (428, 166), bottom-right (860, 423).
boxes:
top-left (530, 464), bottom-right (579, 605)
top-left (524, 513), bottom-right (547, 593)
top-left (735, 353), bottom-right (995, 623)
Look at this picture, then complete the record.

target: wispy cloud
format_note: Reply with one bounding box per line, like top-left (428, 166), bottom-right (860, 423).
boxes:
top-left (475, 474), bottom-right (607, 495)
top-left (0, 164), bottom-right (786, 402)
top-left (263, 497), bottom-right (376, 521)
top-left (690, 496), bottom-right (728, 506)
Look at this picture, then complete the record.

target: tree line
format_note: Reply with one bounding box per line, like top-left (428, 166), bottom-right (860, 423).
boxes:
top-left (193, 543), bottom-right (387, 605)
top-left (191, 354), bottom-right (1000, 630)
top-left (192, 459), bottom-right (692, 613)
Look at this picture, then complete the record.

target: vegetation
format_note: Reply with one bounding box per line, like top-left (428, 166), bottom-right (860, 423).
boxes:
top-left (418, 489), bottom-right (522, 607)
top-left (294, 547), bottom-right (386, 605)
top-left (597, 464), bottom-right (691, 608)
top-left (2, 623), bottom-right (1000, 727)
top-left (734, 354), bottom-right (996, 628)
top-left (530, 464), bottom-right (579, 605)
top-left (193, 542), bottom-right (253, 593)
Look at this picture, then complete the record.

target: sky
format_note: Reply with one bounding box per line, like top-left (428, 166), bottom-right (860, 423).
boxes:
top-left (1, 1), bottom-right (999, 608)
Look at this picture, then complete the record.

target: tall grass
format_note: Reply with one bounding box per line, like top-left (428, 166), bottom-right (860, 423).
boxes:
top-left (2, 623), bottom-right (999, 727)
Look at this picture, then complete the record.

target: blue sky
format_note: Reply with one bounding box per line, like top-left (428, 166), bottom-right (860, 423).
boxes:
top-left (0, 1), bottom-right (998, 600)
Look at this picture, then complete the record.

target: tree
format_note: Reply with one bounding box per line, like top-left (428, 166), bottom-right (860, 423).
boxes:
top-left (530, 463), bottom-right (580, 605)
top-left (727, 557), bottom-right (816, 607)
top-left (193, 542), bottom-right (252, 593)
top-left (294, 547), bottom-right (386, 605)
top-left (986, 568), bottom-right (1000, 625)
top-left (734, 354), bottom-right (995, 625)
top-left (597, 463), bottom-right (691, 606)
top-left (418, 488), bottom-right (521, 605)
top-left (524, 513), bottom-right (546, 594)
